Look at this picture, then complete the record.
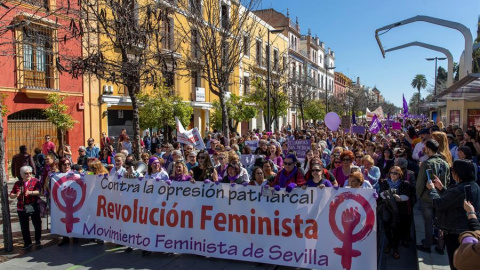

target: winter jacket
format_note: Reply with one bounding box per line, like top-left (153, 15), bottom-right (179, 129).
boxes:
top-left (428, 181), bottom-right (480, 234)
top-left (416, 154), bottom-right (450, 203)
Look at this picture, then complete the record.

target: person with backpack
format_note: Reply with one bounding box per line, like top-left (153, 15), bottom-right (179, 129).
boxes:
top-left (416, 139), bottom-right (451, 253)
top-left (32, 148), bottom-right (45, 179)
top-left (12, 145), bottom-right (36, 181)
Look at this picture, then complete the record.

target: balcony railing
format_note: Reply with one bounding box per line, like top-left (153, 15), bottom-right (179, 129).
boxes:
top-left (23, 0), bottom-right (49, 9)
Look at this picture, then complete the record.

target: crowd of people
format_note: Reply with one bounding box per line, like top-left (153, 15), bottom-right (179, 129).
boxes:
top-left (8, 119), bottom-right (480, 269)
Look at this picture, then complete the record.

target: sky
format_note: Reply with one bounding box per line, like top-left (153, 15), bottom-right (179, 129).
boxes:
top-left (260, 0), bottom-right (480, 107)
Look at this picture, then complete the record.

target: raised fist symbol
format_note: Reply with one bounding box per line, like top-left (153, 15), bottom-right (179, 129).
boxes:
top-left (61, 187), bottom-right (77, 207)
top-left (341, 207), bottom-right (361, 234)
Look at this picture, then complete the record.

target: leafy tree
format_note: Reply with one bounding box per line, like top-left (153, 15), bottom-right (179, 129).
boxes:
top-left (44, 93), bottom-right (79, 151)
top-left (303, 99), bottom-right (325, 123)
top-left (245, 77), bottom-right (289, 131)
top-left (138, 85), bottom-right (193, 141)
top-left (411, 74), bottom-right (427, 114)
top-left (175, 0), bottom-right (262, 141)
top-left (408, 92), bottom-right (428, 116)
top-left (211, 94), bottom-right (257, 133)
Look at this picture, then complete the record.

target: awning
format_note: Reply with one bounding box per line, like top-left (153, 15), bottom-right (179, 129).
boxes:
top-left (436, 73), bottom-right (480, 101)
top-left (419, 101), bottom-right (446, 109)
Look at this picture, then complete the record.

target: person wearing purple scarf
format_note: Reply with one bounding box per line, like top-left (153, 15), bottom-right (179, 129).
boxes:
top-left (270, 154), bottom-right (305, 191)
top-left (221, 163), bottom-right (245, 184)
top-left (169, 161), bottom-right (192, 182)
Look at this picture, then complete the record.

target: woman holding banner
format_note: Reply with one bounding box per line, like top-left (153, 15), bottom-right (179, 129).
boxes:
top-left (222, 163), bottom-right (246, 185)
top-left (56, 158), bottom-right (79, 246)
top-left (333, 151), bottom-right (355, 187)
top-left (191, 150), bottom-right (218, 182)
top-left (270, 154), bottom-right (305, 191)
top-left (215, 151), bottom-right (229, 180)
top-left (262, 160), bottom-right (277, 183)
top-left (9, 165), bottom-right (42, 249)
top-left (146, 157), bottom-right (169, 180)
top-left (170, 161), bottom-right (192, 182)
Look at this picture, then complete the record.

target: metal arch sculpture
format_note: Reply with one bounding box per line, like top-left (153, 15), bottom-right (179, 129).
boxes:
top-left (384, 42), bottom-right (454, 87)
top-left (375, 15), bottom-right (473, 78)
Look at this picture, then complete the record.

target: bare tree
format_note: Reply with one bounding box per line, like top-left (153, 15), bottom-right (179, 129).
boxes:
top-left (175, 0), bottom-right (262, 140)
top-left (245, 48), bottom-right (290, 131)
top-left (289, 73), bottom-right (317, 128)
top-left (57, 0), bottom-right (180, 159)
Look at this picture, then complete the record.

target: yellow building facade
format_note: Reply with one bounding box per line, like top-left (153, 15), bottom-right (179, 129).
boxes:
top-left (83, 0), bottom-right (288, 142)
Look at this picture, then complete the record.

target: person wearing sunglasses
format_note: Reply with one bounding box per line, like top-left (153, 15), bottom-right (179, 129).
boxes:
top-left (191, 150), bottom-right (218, 182)
top-left (332, 151), bottom-right (355, 187)
top-left (215, 151), bottom-right (229, 180)
top-left (170, 161), bottom-right (192, 182)
top-left (270, 154), bottom-right (305, 190)
top-left (379, 166), bottom-right (414, 260)
top-left (42, 134), bottom-right (56, 156)
top-left (249, 167), bottom-right (267, 187)
top-left (55, 158), bottom-right (80, 246)
top-left (305, 164), bottom-right (333, 188)
top-left (9, 165), bottom-right (42, 250)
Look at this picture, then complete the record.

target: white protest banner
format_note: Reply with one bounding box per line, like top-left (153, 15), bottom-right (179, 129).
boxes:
top-left (366, 107), bottom-right (384, 121)
top-left (175, 117), bottom-right (205, 150)
top-left (244, 140), bottom-right (259, 152)
top-left (50, 174), bottom-right (376, 270)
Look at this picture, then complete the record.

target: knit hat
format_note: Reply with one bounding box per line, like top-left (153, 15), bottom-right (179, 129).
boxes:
top-left (148, 157), bottom-right (159, 166)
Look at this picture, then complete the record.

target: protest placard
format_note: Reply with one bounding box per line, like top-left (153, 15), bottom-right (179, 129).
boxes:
top-left (287, 140), bottom-right (311, 159)
top-left (244, 140), bottom-right (259, 153)
top-left (351, 126), bottom-right (366, 135)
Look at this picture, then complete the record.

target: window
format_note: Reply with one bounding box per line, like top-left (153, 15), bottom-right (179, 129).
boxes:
top-left (321, 75), bottom-right (324, 88)
top-left (162, 16), bottom-right (175, 51)
top-left (283, 55), bottom-right (287, 71)
top-left (189, 0), bottom-right (202, 17)
top-left (221, 41), bottom-right (229, 65)
top-left (243, 76), bottom-right (250, 94)
top-left (264, 44), bottom-right (269, 67)
top-left (163, 71), bottom-right (175, 90)
top-left (221, 4), bottom-right (229, 30)
top-left (255, 40), bottom-right (262, 67)
top-left (24, 0), bottom-right (49, 9)
top-left (243, 35), bottom-right (250, 57)
top-left (191, 29), bottom-right (200, 59)
top-left (273, 49), bottom-right (279, 71)
top-left (19, 25), bottom-right (54, 89)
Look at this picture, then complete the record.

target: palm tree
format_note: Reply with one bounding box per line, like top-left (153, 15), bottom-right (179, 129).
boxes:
top-left (411, 74), bottom-right (427, 114)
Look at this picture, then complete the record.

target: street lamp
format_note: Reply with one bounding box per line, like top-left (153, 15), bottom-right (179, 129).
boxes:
top-left (266, 29), bottom-right (284, 132)
top-left (324, 66), bottom-right (336, 113)
top-left (426, 57), bottom-right (446, 96)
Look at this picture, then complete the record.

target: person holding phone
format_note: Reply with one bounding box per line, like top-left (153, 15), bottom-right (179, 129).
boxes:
top-left (417, 139), bottom-right (451, 253)
top-left (426, 159), bottom-right (480, 270)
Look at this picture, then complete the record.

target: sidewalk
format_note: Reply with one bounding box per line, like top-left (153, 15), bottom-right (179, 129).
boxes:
top-left (413, 202), bottom-right (450, 270)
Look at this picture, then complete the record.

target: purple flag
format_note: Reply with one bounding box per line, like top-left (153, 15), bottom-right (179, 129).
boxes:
top-left (403, 94), bottom-right (409, 115)
top-left (352, 111), bottom-right (356, 125)
top-left (369, 114), bottom-right (381, 134)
